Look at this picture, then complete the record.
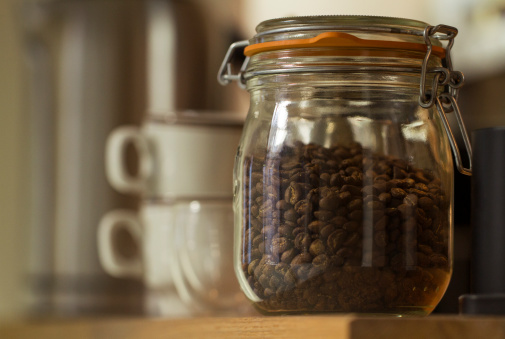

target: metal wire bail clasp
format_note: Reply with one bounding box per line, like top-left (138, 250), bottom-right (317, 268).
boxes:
top-left (419, 24), bottom-right (473, 176)
top-left (435, 94), bottom-right (473, 176)
top-left (419, 24), bottom-right (457, 108)
top-left (217, 40), bottom-right (249, 88)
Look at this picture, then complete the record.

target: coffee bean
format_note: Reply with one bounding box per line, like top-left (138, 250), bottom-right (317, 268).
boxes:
top-left (283, 270), bottom-right (297, 286)
top-left (297, 215), bottom-right (310, 227)
top-left (374, 231), bottom-right (388, 248)
top-left (418, 244), bottom-right (433, 255)
top-left (294, 233), bottom-right (311, 250)
top-left (391, 187), bottom-right (407, 199)
top-left (378, 192), bottom-right (391, 205)
top-left (314, 210), bottom-right (334, 221)
top-left (252, 234), bottom-right (263, 248)
top-left (331, 216), bottom-right (348, 227)
top-left (281, 248), bottom-right (297, 263)
top-left (274, 263), bottom-right (288, 276)
top-left (295, 199), bottom-right (312, 215)
top-left (420, 229), bottom-right (435, 243)
top-left (372, 209), bottom-right (385, 220)
top-left (282, 161), bottom-right (300, 170)
top-left (285, 183), bottom-right (303, 205)
top-left (330, 173), bottom-right (344, 186)
top-left (342, 184), bottom-right (362, 197)
top-left (345, 166), bottom-right (360, 175)
top-left (269, 275), bottom-right (282, 289)
top-left (408, 188), bottom-right (429, 198)
top-left (390, 198), bottom-right (403, 208)
top-left (278, 224), bottom-right (293, 237)
top-left (413, 171), bottom-right (431, 184)
top-left (292, 226), bottom-right (305, 237)
top-left (362, 185), bottom-right (375, 196)
top-left (418, 196), bottom-right (434, 210)
top-left (385, 207), bottom-right (400, 217)
top-left (400, 178), bottom-right (416, 189)
top-left (309, 239), bottom-right (326, 256)
top-left (258, 241), bottom-right (266, 254)
top-left (374, 216), bottom-right (388, 231)
top-left (335, 206), bottom-right (349, 217)
top-left (320, 172), bottom-right (331, 184)
top-left (259, 274), bottom-right (270, 288)
top-left (363, 194), bottom-right (379, 203)
top-left (415, 183), bottom-right (430, 192)
top-left (348, 198), bottom-right (363, 211)
top-left (397, 204), bottom-right (413, 218)
top-left (319, 192), bottom-right (340, 210)
top-left (327, 229), bottom-right (347, 252)
top-left (393, 167), bottom-right (408, 179)
top-left (367, 200), bottom-right (385, 210)
top-left (263, 224), bottom-right (276, 235)
top-left (308, 220), bottom-right (325, 233)
top-left (430, 253), bottom-right (448, 267)
top-left (337, 191), bottom-right (352, 205)
top-left (320, 224), bottom-right (336, 239)
top-left (291, 253), bottom-right (312, 265)
top-left (248, 259), bottom-right (260, 275)
top-left (344, 232), bottom-right (360, 247)
top-left (373, 181), bottom-right (388, 193)
top-left (250, 249), bottom-right (262, 260)
top-left (271, 237), bottom-right (290, 255)
top-left (404, 194), bottom-right (418, 207)
top-left (416, 208), bottom-right (432, 228)
top-left (375, 177), bottom-right (389, 185)
top-left (284, 208), bottom-right (298, 222)
top-left (313, 254), bottom-right (329, 267)
top-left (250, 205), bottom-right (259, 217)
top-left (343, 221), bottom-right (359, 232)
top-left (336, 247), bottom-right (353, 259)
top-left (289, 171), bottom-right (305, 183)
top-left (349, 210), bottom-right (363, 221)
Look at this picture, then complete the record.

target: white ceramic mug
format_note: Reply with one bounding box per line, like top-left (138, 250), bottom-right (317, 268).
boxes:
top-left (105, 111), bottom-right (243, 198)
top-left (97, 203), bottom-right (175, 290)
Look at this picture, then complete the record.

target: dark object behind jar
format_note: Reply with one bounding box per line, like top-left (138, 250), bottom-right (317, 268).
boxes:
top-left (471, 127), bottom-right (505, 294)
top-left (460, 127), bottom-right (505, 315)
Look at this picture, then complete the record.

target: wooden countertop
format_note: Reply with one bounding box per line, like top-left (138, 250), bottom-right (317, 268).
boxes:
top-left (2, 315), bottom-right (505, 339)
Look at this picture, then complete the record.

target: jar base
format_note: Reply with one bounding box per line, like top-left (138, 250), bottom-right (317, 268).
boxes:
top-left (252, 304), bottom-right (436, 317)
top-left (243, 265), bottom-right (451, 317)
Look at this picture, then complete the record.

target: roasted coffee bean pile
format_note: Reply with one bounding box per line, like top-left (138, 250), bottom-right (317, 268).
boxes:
top-left (241, 142), bottom-right (451, 314)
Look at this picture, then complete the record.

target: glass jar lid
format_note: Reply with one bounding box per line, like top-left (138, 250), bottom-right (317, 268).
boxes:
top-left (250, 15), bottom-right (445, 45)
top-left (242, 16), bottom-right (454, 80)
top-left (219, 16), bottom-right (456, 84)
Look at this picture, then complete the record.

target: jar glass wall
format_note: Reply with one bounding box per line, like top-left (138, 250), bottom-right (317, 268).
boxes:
top-left (233, 71), bottom-right (453, 315)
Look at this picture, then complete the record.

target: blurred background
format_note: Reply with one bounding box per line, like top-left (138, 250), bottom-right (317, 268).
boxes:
top-left (1, 0), bottom-right (505, 319)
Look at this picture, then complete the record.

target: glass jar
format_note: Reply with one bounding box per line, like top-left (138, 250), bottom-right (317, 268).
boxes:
top-left (219, 16), bottom-right (472, 315)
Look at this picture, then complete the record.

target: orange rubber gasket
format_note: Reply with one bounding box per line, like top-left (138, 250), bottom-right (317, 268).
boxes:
top-left (244, 32), bottom-right (446, 58)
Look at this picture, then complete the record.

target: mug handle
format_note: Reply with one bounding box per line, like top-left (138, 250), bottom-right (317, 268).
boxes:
top-left (105, 126), bottom-right (152, 194)
top-left (97, 210), bottom-right (144, 278)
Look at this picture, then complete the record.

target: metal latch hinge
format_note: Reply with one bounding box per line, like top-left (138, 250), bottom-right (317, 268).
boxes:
top-left (217, 40), bottom-right (249, 88)
top-left (419, 25), bottom-right (472, 176)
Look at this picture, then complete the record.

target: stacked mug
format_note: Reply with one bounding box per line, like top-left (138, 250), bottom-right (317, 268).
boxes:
top-left (98, 111), bottom-right (251, 316)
